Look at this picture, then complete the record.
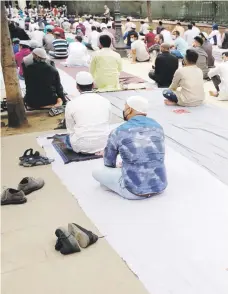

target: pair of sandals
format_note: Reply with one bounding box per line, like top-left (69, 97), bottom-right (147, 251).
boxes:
top-left (19, 148), bottom-right (54, 167)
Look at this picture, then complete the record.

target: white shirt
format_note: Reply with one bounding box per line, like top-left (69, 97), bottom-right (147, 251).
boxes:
top-left (140, 23), bottom-right (149, 34)
top-left (208, 61), bottom-right (228, 100)
top-left (183, 29), bottom-right (196, 46)
top-left (131, 39), bottom-right (150, 62)
top-left (29, 30), bottom-right (45, 47)
top-left (192, 26), bottom-right (200, 37)
top-left (161, 29), bottom-right (173, 44)
top-left (208, 30), bottom-right (222, 47)
top-left (124, 21), bottom-right (133, 33)
top-left (65, 42), bottom-right (90, 66)
top-left (65, 92), bottom-right (111, 153)
top-left (88, 30), bottom-right (100, 49)
top-left (83, 20), bottom-right (91, 37)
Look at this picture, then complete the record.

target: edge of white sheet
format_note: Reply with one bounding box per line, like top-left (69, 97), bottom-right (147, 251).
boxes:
top-left (37, 135), bottom-right (228, 294)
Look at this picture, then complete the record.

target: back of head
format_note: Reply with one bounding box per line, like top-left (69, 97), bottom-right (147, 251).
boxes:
top-left (131, 24), bottom-right (136, 30)
top-left (188, 24), bottom-right (193, 30)
top-left (159, 21), bottom-right (163, 26)
top-left (99, 34), bottom-right (111, 48)
top-left (191, 21), bottom-right (196, 26)
top-left (160, 43), bottom-right (170, 52)
top-left (91, 26), bottom-right (96, 31)
top-left (75, 35), bottom-right (82, 43)
top-left (126, 96), bottom-right (149, 115)
top-left (19, 40), bottom-right (30, 49)
top-left (76, 71), bottom-right (94, 92)
top-left (47, 28), bottom-right (53, 33)
top-left (194, 36), bottom-right (203, 46)
top-left (222, 51), bottom-right (228, 59)
top-left (177, 22), bottom-right (181, 26)
top-left (185, 49), bottom-right (199, 64)
top-left (173, 30), bottom-right (180, 37)
top-left (33, 48), bottom-right (47, 61)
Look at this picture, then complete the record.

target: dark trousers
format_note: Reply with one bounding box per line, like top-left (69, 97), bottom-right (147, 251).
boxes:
top-left (211, 75), bottom-right (221, 92)
top-left (148, 70), bottom-right (169, 88)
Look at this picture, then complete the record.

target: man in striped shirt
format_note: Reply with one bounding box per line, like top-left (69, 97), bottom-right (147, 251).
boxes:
top-left (49, 32), bottom-right (69, 59)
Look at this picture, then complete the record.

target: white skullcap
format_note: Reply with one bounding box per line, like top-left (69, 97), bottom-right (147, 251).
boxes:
top-left (33, 48), bottom-right (47, 59)
top-left (201, 31), bottom-right (208, 39)
top-left (126, 96), bottom-right (149, 114)
top-left (127, 16), bottom-right (132, 20)
top-left (19, 40), bottom-right (30, 46)
top-left (76, 71), bottom-right (94, 85)
top-left (131, 24), bottom-right (136, 29)
top-left (101, 24), bottom-right (107, 29)
top-left (29, 40), bottom-right (40, 48)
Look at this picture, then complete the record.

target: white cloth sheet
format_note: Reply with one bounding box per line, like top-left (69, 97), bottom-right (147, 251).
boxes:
top-left (37, 135), bottom-right (228, 294)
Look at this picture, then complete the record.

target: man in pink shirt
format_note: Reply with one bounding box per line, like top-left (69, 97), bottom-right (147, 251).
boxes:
top-left (15, 41), bottom-right (31, 80)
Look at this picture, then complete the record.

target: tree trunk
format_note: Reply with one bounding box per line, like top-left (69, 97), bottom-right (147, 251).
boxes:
top-left (147, 0), bottom-right (152, 25)
top-left (1, 2), bottom-right (28, 128)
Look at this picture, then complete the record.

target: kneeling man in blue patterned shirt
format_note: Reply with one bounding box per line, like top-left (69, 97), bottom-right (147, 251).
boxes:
top-left (93, 95), bottom-right (167, 200)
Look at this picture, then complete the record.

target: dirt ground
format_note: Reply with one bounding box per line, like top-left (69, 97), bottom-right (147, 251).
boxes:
top-left (1, 111), bottom-right (65, 137)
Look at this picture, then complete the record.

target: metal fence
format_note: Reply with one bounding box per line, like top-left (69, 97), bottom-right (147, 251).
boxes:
top-left (142, 1), bottom-right (228, 25)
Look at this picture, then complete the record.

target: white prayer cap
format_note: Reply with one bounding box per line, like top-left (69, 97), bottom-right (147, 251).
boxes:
top-left (101, 24), bottom-right (107, 29)
top-left (19, 40), bottom-right (30, 46)
top-left (76, 71), bottom-right (94, 85)
top-left (29, 40), bottom-right (40, 48)
top-left (131, 24), bottom-right (136, 29)
top-left (126, 96), bottom-right (149, 114)
top-left (33, 48), bottom-right (47, 59)
top-left (127, 16), bottom-right (132, 20)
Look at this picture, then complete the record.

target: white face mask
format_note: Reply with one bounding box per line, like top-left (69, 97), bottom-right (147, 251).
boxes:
top-left (172, 35), bottom-right (176, 40)
top-left (130, 38), bottom-right (135, 43)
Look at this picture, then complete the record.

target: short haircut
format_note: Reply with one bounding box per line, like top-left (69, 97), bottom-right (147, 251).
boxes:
top-left (174, 30), bottom-right (180, 36)
top-left (91, 26), bottom-right (96, 31)
top-left (191, 21), bottom-right (196, 26)
top-left (188, 24), bottom-right (193, 30)
top-left (222, 51), bottom-right (228, 57)
top-left (13, 39), bottom-right (20, 44)
top-left (161, 43), bottom-right (170, 50)
top-left (185, 49), bottom-right (199, 64)
top-left (127, 18), bottom-right (130, 21)
top-left (47, 28), bottom-right (52, 33)
top-left (177, 22), bottom-right (181, 25)
top-left (194, 36), bottom-right (203, 46)
top-left (140, 21), bottom-right (145, 24)
top-left (77, 83), bottom-right (93, 92)
top-left (159, 21), bottom-right (163, 26)
top-left (75, 35), bottom-right (82, 42)
top-left (99, 34), bottom-right (111, 48)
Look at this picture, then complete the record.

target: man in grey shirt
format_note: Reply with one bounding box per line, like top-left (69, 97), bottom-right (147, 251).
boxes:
top-left (43, 28), bottom-right (54, 53)
top-left (192, 36), bottom-right (209, 79)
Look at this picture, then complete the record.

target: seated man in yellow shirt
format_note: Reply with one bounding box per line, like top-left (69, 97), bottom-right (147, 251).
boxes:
top-left (90, 35), bottom-right (122, 91)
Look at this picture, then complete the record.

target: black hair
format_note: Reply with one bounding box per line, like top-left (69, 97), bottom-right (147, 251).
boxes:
top-left (13, 39), bottom-right (20, 44)
top-left (199, 32), bottom-right (206, 39)
top-left (99, 34), bottom-right (111, 47)
top-left (127, 18), bottom-right (130, 21)
top-left (75, 35), bottom-right (82, 42)
top-left (174, 30), bottom-right (180, 36)
top-left (177, 22), bottom-right (181, 25)
top-left (20, 44), bottom-right (30, 49)
top-left (47, 28), bottom-right (53, 33)
top-left (222, 51), bottom-right (228, 57)
top-left (159, 21), bottom-right (163, 26)
top-left (188, 24), bottom-right (193, 30)
top-left (191, 21), bottom-right (196, 26)
top-left (185, 49), bottom-right (199, 64)
top-left (194, 36), bottom-right (203, 46)
top-left (140, 21), bottom-right (145, 24)
top-left (91, 26), bottom-right (97, 31)
top-left (77, 83), bottom-right (93, 92)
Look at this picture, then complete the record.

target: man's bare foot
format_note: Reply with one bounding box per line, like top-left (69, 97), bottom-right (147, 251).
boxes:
top-left (95, 150), bottom-right (104, 156)
top-left (54, 98), bottom-right (63, 107)
top-left (164, 99), bottom-right (177, 106)
top-left (40, 104), bottom-right (55, 109)
top-left (209, 90), bottom-right (219, 97)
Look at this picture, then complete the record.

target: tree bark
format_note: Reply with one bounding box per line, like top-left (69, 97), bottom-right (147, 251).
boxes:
top-left (147, 0), bottom-right (152, 25)
top-left (1, 2), bottom-right (28, 128)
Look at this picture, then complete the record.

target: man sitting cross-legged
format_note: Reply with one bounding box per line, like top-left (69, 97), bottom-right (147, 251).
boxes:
top-left (24, 48), bottom-right (65, 109)
top-left (163, 49), bottom-right (205, 107)
top-left (148, 43), bottom-right (178, 88)
top-left (64, 72), bottom-right (111, 154)
top-left (93, 96), bottom-right (167, 200)
top-left (90, 34), bottom-right (122, 91)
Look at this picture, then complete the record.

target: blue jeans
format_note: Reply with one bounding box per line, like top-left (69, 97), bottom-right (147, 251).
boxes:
top-left (92, 167), bottom-right (150, 200)
top-left (170, 49), bottom-right (184, 59)
top-left (163, 89), bottom-right (178, 103)
top-left (58, 134), bottom-right (73, 151)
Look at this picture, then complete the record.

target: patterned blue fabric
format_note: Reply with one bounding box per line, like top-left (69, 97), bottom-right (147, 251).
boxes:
top-left (104, 115), bottom-right (167, 195)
